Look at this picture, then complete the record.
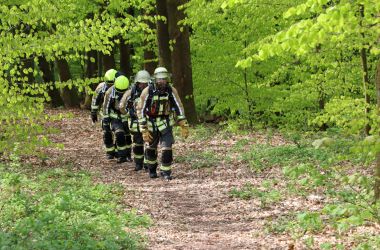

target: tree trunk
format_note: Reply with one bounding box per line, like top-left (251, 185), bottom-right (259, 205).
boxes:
top-left (20, 57), bottom-right (35, 84)
top-left (38, 56), bottom-right (64, 107)
top-left (144, 9), bottom-right (158, 74)
top-left (360, 47), bottom-right (371, 135)
top-left (98, 51), bottom-right (103, 77)
top-left (56, 59), bottom-right (80, 108)
top-left (167, 0), bottom-right (197, 124)
top-left (120, 38), bottom-right (133, 77)
top-left (81, 50), bottom-right (98, 109)
top-left (156, 0), bottom-right (172, 70)
top-left (375, 58), bottom-right (380, 200)
top-left (360, 4), bottom-right (371, 135)
top-left (243, 40), bottom-right (253, 128)
top-left (102, 50), bottom-right (116, 71)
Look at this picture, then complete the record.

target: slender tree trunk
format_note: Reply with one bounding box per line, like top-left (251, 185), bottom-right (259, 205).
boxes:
top-left (98, 51), bottom-right (103, 77)
top-left (144, 10), bottom-right (158, 74)
top-left (81, 50), bottom-right (98, 109)
top-left (38, 56), bottom-right (64, 107)
top-left (360, 4), bottom-right (371, 135)
top-left (361, 48), bottom-right (371, 135)
top-left (243, 40), bottom-right (253, 127)
top-left (156, 0), bottom-right (172, 70)
top-left (120, 38), bottom-right (133, 77)
top-left (56, 59), bottom-right (80, 108)
top-left (375, 58), bottom-right (380, 200)
top-left (167, 0), bottom-right (197, 124)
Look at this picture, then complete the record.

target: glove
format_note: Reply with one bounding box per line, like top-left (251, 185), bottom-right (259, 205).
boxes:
top-left (91, 111), bottom-right (98, 123)
top-left (142, 130), bottom-right (153, 143)
top-left (178, 120), bottom-right (189, 139)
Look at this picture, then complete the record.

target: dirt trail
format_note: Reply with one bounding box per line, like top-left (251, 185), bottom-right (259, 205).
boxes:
top-left (45, 109), bottom-right (294, 249)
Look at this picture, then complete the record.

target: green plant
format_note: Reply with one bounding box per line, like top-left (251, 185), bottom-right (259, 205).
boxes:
top-left (0, 162), bottom-right (151, 249)
top-left (230, 182), bottom-right (282, 208)
top-left (176, 149), bottom-right (221, 169)
top-left (264, 214), bottom-right (295, 234)
top-left (241, 144), bottom-right (335, 172)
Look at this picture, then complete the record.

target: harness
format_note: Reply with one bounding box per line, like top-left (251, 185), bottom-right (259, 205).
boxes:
top-left (143, 85), bottom-right (175, 132)
top-left (145, 85), bottom-right (173, 117)
top-left (108, 87), bottom-right (128, 122)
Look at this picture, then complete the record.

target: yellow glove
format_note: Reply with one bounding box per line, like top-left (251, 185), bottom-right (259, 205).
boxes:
top-left (178, 120), bottom-right (189, 139)
top-left (142, 129), bottom-right (153, 143)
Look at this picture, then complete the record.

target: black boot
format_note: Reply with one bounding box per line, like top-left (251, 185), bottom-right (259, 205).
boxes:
top-left (117, 157), bottom-right (127, 163)
top-left (149, 166), bottom-right (158, 178)
top-left (106, 152), bottom-right (115, 160)
top-left (160, 170), bottom-right (172, 180)
top-left (144, 164), bottom-right (148, 172)
top-left (134, 163), bottom-right (143, 171)
top-left (126, 150), bottom-right (133, 162)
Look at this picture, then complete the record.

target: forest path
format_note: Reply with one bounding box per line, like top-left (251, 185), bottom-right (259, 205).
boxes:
top-left (45, 109), bottom-right (294, 250)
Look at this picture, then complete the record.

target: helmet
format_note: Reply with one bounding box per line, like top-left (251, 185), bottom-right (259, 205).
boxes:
top-left (153, 67), bottom-right (170, 79)
top-left (134, 70), bottom-right (151, 83)
top-left (104, 69), bottom-right (117, 83)
top-left (114, 75), bottom-right (129, 92)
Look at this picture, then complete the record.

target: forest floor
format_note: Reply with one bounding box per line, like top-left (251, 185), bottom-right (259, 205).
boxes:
top-left (37, 109), bottom-right (375, 250)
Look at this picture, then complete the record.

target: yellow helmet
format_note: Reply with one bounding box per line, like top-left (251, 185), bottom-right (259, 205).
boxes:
top-left (114, 75), bottom-right (129, 92)
top-left (104, 69), bottom-right (117, 83)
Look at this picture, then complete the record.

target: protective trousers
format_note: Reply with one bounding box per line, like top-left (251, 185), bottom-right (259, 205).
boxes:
top-left (144, 127), bottom-right (174, 173)
top-left (131, 131), bottom-right (144, 166)
top-left (110, 119), bottom-right (130, 158)
top-left (102, 120), bottom-right (115, 157)
top-left (122, 121), bottom-right (132, 158)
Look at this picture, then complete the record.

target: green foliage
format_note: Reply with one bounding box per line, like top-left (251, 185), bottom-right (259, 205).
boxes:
top-left (176, 149), bottom-right (221, 169)
top-left (230, 182), bottom-right (282, 207)
top-left (0, 0), bottom-right (155, 157)
top-left (312, 97), bottom-right (377, 135)
top-left (0, 161), bottom-right (150, 249)
top-left (296, 212), bottom-right (324, 233)
top-left (264, 214), bottom-right (295, 234)
top-left (225, 126), bottom-right (380, 248)
top-left (187, 0), bottom-right (379, 133)
top-left (241, 143), bottom-right (334, 172)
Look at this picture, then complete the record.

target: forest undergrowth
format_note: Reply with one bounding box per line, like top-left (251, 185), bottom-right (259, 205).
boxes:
top-left (1, 109), bottom-right (379, 249)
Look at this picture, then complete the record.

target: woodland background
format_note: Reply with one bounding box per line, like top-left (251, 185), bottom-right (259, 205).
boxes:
top-left (1, 0), bottom-right (380, 249)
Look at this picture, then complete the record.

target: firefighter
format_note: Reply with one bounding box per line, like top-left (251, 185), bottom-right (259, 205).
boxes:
top-left (120, 70), bottom-right (151, 171)
top-left (114, 71), bottom-right (133, 158)
top-left (91, 69), bottom-right (117, 159)
top-left (102, 75), bottom-right (132, 163)
top-left (137, 67), bottom-right (189, 180)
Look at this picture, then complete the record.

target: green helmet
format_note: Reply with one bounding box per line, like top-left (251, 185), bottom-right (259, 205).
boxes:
top-left (104, 69), bottom-right (117, 83)
top-left (114, 75), bottom-right (129, 92)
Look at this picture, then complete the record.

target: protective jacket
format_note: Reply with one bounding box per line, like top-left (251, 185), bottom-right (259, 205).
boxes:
top-left (103, 86), bottom-right (129, 122)
top-left (91, 82), bottom-right (112, 116)
top-left (120, 84), bottom-right (145, 132)
top-left (137, 84), bottom-right (186, 132)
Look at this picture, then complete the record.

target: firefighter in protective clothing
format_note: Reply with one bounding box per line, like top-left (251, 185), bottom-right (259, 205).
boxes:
top-left (120, 70), bottom-right (151, 171)
top-left (102, 75), bottom-right (132, 163)
top-left (91, 69), bottom-right (117, 159)
top-left (137, 67), bottom-right (189, 180)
